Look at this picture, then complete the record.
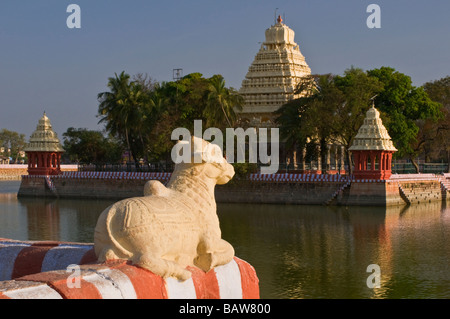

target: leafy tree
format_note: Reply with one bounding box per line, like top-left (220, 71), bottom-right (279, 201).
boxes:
top-left (145, 73), bottom-right (243, 161)
top-left (276, 74), bottom-right (341, 168)
top-left (204, 74), bottom-right (244, 129)
top-left (97, 71), bottom-right (244, 164)
top-left (97, 71), bottom-right (152, 163)
top-left (332, 67), bottom-right (383, 171)
top-left (277, 66), bottom-right (443, 174)
top-left (97, 71), bottom-right (133, 159)
top-left (368, 67), bottom-right (443, 171)
top-left (0, 129), bottom-right (26, 163)
top-left (143, 73), bottom-right (210, 161)
top-left (62, 127), bottom-right (122, 164)
top-left (276, 68), bottom-right (382, 174)
top-left (423, 76), bottom-right (450, 170)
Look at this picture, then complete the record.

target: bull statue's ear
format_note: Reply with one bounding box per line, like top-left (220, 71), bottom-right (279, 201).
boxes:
top-left (189, 136), bottom-right (224, 164)
top-left (202, 143), bottom-right (224, 164)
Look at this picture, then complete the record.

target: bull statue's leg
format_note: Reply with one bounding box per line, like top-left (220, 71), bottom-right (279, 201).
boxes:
top-left (195, 236), bottom-right (235, 272)
top-left (133, 251), bottom-right (192, 281)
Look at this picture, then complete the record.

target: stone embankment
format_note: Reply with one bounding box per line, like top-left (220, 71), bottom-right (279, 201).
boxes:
top-left (0, 165), bottom-right (78, 180)
top-left (0, 239), bottom-right (259, 299)
top-left (17, 171), bottom-right (450, 206)
top-left (0, 165), bottom-right (28, 180)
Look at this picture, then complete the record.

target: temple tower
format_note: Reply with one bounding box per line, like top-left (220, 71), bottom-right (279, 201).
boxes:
top-left (238, 15), bottom-right (311, 128)
top-left (24, 112), bottom-right (64, 176)
top-left (349, 106), bottom-right (397, 180)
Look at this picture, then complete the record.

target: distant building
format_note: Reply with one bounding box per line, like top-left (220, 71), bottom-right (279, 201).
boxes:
top-left (349, 106), bottom-right (397, 180)
top-left (238, 16), bottom-right (311, 128)
top-left (24, 112), bottom-right (64, 175)
top-left (0, 156), bottom-right (10, 164)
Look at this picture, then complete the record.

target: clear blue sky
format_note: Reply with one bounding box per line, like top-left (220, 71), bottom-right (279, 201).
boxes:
top-left (1, 0), bottom-right (449, 139)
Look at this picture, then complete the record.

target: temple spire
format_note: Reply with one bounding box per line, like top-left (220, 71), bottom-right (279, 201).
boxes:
top-left (277, 15), bottom-right (283, 24)
top-left (238, 18), bottom-right (311, 128)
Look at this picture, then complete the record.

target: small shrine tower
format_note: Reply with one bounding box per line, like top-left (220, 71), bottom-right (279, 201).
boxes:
top-left (24, 112), bottom-right (64, 176)
top-left (349, 106), bottom-right (397, 180)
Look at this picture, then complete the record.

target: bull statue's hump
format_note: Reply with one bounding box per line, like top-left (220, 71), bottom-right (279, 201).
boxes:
top-left (94, 137), bottom-right (235, 281)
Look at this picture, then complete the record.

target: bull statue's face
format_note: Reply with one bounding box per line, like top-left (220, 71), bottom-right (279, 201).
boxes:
top-left (173, 136), bottom-right (235, 185)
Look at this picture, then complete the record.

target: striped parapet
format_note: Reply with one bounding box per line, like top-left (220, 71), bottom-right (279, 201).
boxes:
top-left (0, 239), bottom-right (259, 299)
top-left (0, 239), bottom-right (96, 281)
top-left (59, 171), bottom-right (172, 181)
top-left (248, 173), bottom-right (349, 183)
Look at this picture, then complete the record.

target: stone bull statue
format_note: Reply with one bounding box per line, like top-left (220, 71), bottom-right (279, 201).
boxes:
top-left (94, 137), bottom-right (235, 281)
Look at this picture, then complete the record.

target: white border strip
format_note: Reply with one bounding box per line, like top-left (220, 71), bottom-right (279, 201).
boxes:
top-left (214, 259), bottom-right (243, 299)
top-left (165, 277), bottom-right (197, 299)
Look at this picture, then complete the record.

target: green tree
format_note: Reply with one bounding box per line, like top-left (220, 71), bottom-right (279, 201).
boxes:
top-left (276, 74), bottom-right (340, 167)
top-left (368, 67), bottom-right (443, 172)
top-left (62, 128), bottom-right (122, 164)
top-left (203, 74), bottom-right (244, 129)
top-left (332, 67), bottom-right (383, 171)
top-left (143, 73), bottom-right (210, 161)
top-left (97, 71), bottom-right (152, 164)
top-left (145, 73), bottom-right (243, 161)
top-left (97, 71), bottom-right (243, 164)
top-left (276, 68), bottom-right (382, 174)
top-left (423, 76), bottom-right (450, 170)
top-left (0, 129), bottom-right (26, 163)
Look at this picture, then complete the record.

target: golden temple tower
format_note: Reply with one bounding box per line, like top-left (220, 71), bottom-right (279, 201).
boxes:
top-left (24, 112), bottom-right (64, 175)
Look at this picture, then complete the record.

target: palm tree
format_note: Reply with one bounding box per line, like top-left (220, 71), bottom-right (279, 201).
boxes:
top-left (98, 71), bottom-right (131, 160)
top-left (97, 71), bottom-right (152, 163)
top-left (204, 75), bottom-right (244, 129)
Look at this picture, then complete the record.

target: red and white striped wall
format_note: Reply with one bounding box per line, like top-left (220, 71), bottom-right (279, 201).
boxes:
top-left (0, 239), bottom-right (96, 281)
top-left (0, 239), bottom-right (259, 299)
top-left (22, 172), bottom-right (445, 184)
top-left (22, 171), bottom-right (173, 181)
top-left (248, 173), bottom-right (349, 182)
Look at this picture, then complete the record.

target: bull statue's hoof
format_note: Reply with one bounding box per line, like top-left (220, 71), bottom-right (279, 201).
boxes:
top-left (94, 137), bottom-right (235, 281)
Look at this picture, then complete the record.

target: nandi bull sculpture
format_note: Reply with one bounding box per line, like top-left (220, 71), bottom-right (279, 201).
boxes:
top-left (94, 137), bottom-right (235, 281)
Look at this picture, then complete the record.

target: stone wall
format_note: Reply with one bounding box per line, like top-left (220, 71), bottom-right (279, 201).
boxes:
top-left (17, 172), bottom-right (449, 206)
top-left (18, 176), bottom-right (147, 199)
top-left (0, 165), bottom-right (77, 180)
top-left (0, 168), bottom-right (27, 180)
top-left (217, 181), bottom-right (348, 205)
top-left (18, 175), bottom-right (350, 205)
top-left (341, 181), bottom-right (405, 206)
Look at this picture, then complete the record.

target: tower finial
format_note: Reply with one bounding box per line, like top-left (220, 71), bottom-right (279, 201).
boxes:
top-left (370, 95), bottom-right (378, 108)
top-left (277, 15), bottom-right (283, 24)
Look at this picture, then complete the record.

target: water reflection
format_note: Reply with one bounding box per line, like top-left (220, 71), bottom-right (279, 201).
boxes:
top-left (15, 197), bottom-right (114, 243)
top-left (218, 202), bottom-right (450, 299)
top-left (0, 181), bottom-right (449, 299)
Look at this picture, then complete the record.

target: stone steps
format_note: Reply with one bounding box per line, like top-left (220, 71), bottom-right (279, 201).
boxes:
top-left (325, 180), bottom-right (352, 205)
top-left (398, 182), bottom-right (442, 204)
top-left (440, 178), bottom-right (450, 200)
